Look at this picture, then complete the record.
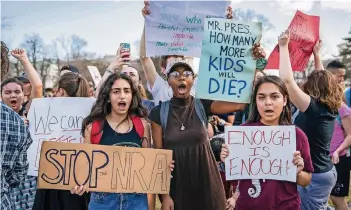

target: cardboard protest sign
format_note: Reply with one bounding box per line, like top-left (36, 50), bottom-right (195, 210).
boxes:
top-left (27, 97), bottom-right (95, 176)
top-left (87, 66), bottom-right (102, 88)
top-left (224, 126), bottom-right (297, 182)
top-left (195, 18), bottom-right (262, 103)
top-left (145, 1), bottom-right (230, 57)
top-left (38, 141), bottom-right (173, 194)
top-left (266, 10), bottom-right (320, 71)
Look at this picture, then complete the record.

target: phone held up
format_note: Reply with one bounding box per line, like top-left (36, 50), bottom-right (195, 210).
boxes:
top-left (120, 43), bottom-right (131, 65)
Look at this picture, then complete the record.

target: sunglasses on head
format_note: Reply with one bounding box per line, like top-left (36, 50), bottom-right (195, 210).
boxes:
top-left (168, 70), bottom-right (194, 79)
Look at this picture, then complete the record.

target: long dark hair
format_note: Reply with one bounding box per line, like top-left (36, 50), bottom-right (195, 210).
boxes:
top-left (81, 72), bottom-right (148, 137)
top-left (247, 75), bottom-right (292, 125)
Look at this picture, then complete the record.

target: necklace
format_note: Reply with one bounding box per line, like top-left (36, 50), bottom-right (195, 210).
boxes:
top-left (170, 102), bottom-right (191, 131)
top-left (113, 116), bottom-right (131, 135)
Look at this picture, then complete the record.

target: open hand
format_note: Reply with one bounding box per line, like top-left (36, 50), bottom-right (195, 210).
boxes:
top-left (278, 30), bottom-right (290, 47)
top-left (11, 48), bottom-right (29, 63)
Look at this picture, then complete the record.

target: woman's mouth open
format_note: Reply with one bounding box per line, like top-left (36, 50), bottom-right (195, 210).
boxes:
top-left (178, 84), bottom-right (187, 95)
top-left (118, 101), bottom-right (127, 109)
top-left (10, 100), bottom-right (18, 107)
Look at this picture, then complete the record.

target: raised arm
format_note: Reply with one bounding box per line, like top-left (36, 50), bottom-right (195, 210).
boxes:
top-left (278, 30), bottom-right (311, 112)
top-left (140, 27), bottom-right (158, 89)
top-left (140, 2), bottom-right (160, 89)
top-left (11, 49), bottom-right (43, 110)
top-left (95, 48), bottom-right (130, 96)
top-left (313, 40), bottom-right (324, 71)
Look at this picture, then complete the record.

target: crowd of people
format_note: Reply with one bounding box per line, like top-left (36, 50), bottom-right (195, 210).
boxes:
top-left (1, 2), bottom-right (351, 210)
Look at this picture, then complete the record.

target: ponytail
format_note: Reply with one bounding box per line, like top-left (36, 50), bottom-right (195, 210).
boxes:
top-left (58, 72), bottom-right (89, 97)
top-left (76, 75), bottom-right (89, 97)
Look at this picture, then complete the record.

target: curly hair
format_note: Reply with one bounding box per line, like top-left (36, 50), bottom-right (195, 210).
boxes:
top-left (303, 70), bottom-right (343, 113)
top-left (1, 41), bottom-right (9, 81)
top-left (81, 72), bottom-right (148, 137)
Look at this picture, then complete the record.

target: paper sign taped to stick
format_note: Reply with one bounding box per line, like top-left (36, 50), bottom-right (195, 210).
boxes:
top-left (266, 10), bottom-right (320, 71)
top-left (145, 1), bottom-right (230, 57)
top-left (27, 97), bottom-right (95, 176)
top-left (195, 18), bottom-right (262, 103)
top-left (224, 126), bottom-right (297, 182)
top-left (87, 66), bottom-right (102, 87)
top-left (38, 141), bottom-right (173, 194)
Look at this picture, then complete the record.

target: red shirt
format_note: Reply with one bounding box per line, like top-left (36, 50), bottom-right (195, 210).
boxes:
top-left (232, 122), bottom-right (314, 210)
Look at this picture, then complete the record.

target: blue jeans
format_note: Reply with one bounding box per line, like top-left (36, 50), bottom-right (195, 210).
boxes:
top-left (89, 192), bottom-right (147, 210)
top-left (298, 167), bottom-right (337, 210)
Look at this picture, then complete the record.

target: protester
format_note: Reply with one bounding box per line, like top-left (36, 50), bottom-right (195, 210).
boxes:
top-left (221, 75), bottom-right (313, 210)
top-left (1, 48), bottom-right (42, 209)
top-left (326, 60), bottom-right (347, 88)
top-left (120, 65), bottom-right (155, 112)
top-left (140, 1), bottom-right (233, 105)
top-left (324, 60), bottom-right (351, 210)
top-left (33, 72), bottom-right (91, 210)
top-left (96, 47), bottom-right (155, 113)
top-left (279, 30), bottom-right (343, 210)
top-left (329, 102), bottom-right (351, 210)
top-left (74, 72), bottom-right (173, 210)
top-left (1, 41), bottom-right (33, 210)
top-left (15, 73), bottom-right (31, 104)
top-left (148, 41), bottom-right (264, 210)
top-left (1, 48), bottom-right (43, 117)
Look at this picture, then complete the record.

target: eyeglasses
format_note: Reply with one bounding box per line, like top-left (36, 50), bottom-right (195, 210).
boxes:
top-left (168, 71), bottom-right (194, 79)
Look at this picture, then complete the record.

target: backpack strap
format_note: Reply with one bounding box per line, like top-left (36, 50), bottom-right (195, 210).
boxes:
top-left (131, 116), bottom-right (144, 139)
top-left (160, 101), bottom-right (170, 135)
top-left (194, 98), bottom-right (208, 136)
top-left (91, 120), bottom-right (103, 144)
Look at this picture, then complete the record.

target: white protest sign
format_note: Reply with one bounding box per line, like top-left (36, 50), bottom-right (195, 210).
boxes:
top-left (224, 126), bottom-right (297, 182)
top-left (27, 97), bottom-right (95, 176)
top-left (145, 1), bottom-right (230, 57)
top-left (87, 66), bottom-right (102, 87)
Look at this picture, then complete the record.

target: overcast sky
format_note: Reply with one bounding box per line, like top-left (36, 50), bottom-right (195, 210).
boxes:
top-left (2, 0), bottom-right (351, 72)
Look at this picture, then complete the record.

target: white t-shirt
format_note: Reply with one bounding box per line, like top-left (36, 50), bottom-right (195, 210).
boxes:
top-left (147, 74), bottom-right (197, 105)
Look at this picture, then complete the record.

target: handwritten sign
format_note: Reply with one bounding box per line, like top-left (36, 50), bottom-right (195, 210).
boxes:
top-left (38, 141), bottom-right (173, 194)
top-left (224, 126), bottom-right (297, 182)
top-left (145, 1), bottom-right (230, 57)
top-left (266, 10), bottom-right (320, 71)
top-left (195, 18), bottom-right (262, 103)
top-left (87, 66), bottom-right (102, 88)
top-left (27, 97), bottom-right (95, 176)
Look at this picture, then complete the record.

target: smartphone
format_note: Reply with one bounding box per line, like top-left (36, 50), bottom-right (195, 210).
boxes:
top-left (120, 43), bottom-right (131, 64)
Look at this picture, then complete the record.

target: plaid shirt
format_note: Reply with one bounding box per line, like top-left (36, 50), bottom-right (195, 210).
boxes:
top-left (0, 103), bottom-right (32, 210)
